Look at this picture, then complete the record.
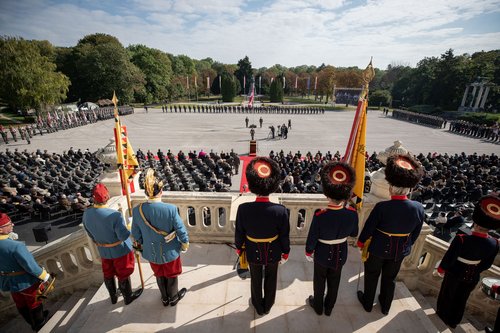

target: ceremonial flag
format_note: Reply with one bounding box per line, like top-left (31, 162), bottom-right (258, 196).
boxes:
top-left (207, 76), bottom-right (210, 89)
top-left (259, 76), bottom-right (262, 93)
top-left (186, 76), bottom-right (189, 89)
top-left (112, 92), bottom-right (139, 196)
top-left (314, 76), bottom-right (318, 91)
top-left (271, 77), bottom-right (274, 83)
top-left (243, 75), bottom-right (246, 94)
top-left (295, 76), bottom-right (298, 89)
top-left (283, 76), bottom-right (285, 89)
top-left (342, 59), bottom-right (375, 209)
top-left (219, 76), bottom-right (222, 90)
top-left (194, 76), bottom-right (197, 88)
top-left (248, 83), bottom-right (255, 108)
top-left (307, 77), bottom-right (311, 91)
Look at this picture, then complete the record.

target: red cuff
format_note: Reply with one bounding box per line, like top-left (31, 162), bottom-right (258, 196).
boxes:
top-left (492, 284), bottom-right (499, 294)
top-left (357, 241), bottom-right (364, 249)
top-left (236, 249), bottom-right (242, 256)
top-left (282, 253), bottom-right (289, 260)
top-left (305, 251), bottom-right (313, 257)
top-left (437, 267), bottom-right (445, 274)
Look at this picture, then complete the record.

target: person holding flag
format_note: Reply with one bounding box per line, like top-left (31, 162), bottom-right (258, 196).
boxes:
top-left (83, 183), bottom-right (142, 305)
top-left (234, 157), bottom-right (290, 316)
top-left (0, 212), bottom-right (54, 331)
top-left (305, 161), bottom-right (359, 316)
top-left (356, 154), bottom-right (424, 315)
top-left (132, 169), bottom-right (189, 307)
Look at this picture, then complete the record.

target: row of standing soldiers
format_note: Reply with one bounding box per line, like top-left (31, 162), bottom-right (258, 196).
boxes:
top-left (392, 109), bottom-right (446, 128)
top-left (449, 120), bottom-right (499, 142)
top-left (0, 106), bottom-right (134, 145)
top-left (162, 104), bottom-right (325, 114)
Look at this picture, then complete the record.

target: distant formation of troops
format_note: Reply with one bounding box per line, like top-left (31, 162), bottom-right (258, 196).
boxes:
top-left (163, 104), bottom-right (325, 114)
top-left (0, 106), bottom-right (134, 145)
top-left (392, 109), bottom-right (446, 128)
top-left (449, 120), bottom-right (499, 142)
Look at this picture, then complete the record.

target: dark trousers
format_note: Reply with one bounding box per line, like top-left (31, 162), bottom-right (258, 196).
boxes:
top-left (313, 262), bottom-right (342, 313)
top-left (362, 254), bottom-right (403, 312)
top-left (436, 273), bottom-right (477, 328)
top-left (249, 262), bottom-right (279, 313)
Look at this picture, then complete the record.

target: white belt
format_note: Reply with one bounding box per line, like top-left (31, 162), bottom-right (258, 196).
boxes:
top-left (318, 237), bottom-right (347, 245)
top-left (457, 257), bottom-right (481, 265)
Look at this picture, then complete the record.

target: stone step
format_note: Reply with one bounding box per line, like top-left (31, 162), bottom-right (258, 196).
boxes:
top-left (70, 244), bottom-right (442, 333)
top-left (411, 290), bottom-right (480, 332)
top-left (40, 287), bottom-right (98, 333)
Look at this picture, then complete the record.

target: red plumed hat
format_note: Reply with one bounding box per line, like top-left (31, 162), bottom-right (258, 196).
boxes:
top-left (92, 183), bottom-right (110, 204)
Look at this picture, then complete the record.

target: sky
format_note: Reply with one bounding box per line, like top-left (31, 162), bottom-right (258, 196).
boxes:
top-left (1, 0), bottom-right (500, 70)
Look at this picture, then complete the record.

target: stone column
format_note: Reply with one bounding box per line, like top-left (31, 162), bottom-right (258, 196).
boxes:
top-left (460, 85), bottom-right (470, 107)
top-left (469, 85), bottom-right (477, 107)
top-left (480, 86), bottom-right (491, 108)
top-left (474, 84), bottom-right (485, 109)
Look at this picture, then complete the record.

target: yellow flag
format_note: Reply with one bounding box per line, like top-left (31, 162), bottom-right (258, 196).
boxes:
top-left (351, 100), bottom-right (367, 208)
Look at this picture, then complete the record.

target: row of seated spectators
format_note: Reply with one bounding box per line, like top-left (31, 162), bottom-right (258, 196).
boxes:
top-left (0, 148), bottom-right (107, 221)
top-left (136, 148), bottom-right (240, 192)
top-left (392, 109), bottom-right (446, 128)
top-left (448, 120), bottom-right (499, 142)
top-left (164, 104), bottom-right (325, 114)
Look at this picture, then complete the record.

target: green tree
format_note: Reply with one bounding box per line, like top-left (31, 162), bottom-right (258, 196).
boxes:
top-left (66, 33), bottom-right (145, 104)
top-left (369, 90), bottom-right (392, 107)
top-left (221, 71), bottom-right (237, 102)
top-left (235, 56), bottom-right (253, 94)
top-left (0, 36), bottom-right (70, 113)
top-left (269, 76), bottom-right (284, 103)
top-left (128, 44), bottom-right (172, 103)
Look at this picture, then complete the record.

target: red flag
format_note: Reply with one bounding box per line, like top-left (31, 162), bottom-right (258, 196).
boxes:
top-left (243, 75), bottom-right (246, 93)
top-left (295, 76), bottom-right (298, 89)
top-left (248, 84), bottom-right (255, 108)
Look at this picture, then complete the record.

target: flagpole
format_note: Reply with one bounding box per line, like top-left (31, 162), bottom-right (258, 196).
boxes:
top-left (112, 92), bottom-right (144, 289)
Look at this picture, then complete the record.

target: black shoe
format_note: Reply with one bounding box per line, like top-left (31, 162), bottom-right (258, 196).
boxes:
top-left (485, 327), bottom-right (494, 333)
top-left (119, 278), bottom-right (143, 305)
top-left (31, 305), bottom-right (48, 331)
top-left (104, 278), bottom-right (118, 304)
top-left (357, 291), bottom-right (371, 312)
top-left (308, 295), bottom-right (322, 315)
top-left (324, 307), bottom-right (333, 316)
top-left (378, 295), bottom-right (389, 315)
top-left (170, 287), bottom-right (187, 306)
top-left (18, 307), bottom-right (34, 330)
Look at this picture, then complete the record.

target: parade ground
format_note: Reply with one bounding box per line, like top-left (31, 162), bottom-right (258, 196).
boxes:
top-left (0, 106), bottom-right (498, 157)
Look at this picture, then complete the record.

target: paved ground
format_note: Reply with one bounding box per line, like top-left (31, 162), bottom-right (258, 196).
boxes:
top-left (0, 107), bottom-right (498, 156)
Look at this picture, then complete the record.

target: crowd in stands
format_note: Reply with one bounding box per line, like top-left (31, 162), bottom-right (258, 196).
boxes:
top-left (136, 148), bottom-right (240, 192)
top-left (0, 148), bottom-right (106, 222)
top-left (0, 106), bottom-right (134, 145)
top-left (162, 104), bottom-right (325, 114)
top-left (391, 109), bottom-right (446, 128)
top-left (448, 120), bottom-right (499, 142)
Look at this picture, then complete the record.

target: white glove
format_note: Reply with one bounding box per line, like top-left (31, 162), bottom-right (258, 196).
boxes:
top-left (305, 254), bottom-right (314, 262)
top-left (8, 232), bottom-right (19, 240)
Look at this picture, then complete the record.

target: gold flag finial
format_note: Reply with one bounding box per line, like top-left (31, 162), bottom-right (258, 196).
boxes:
top-left (362, 57), bottom-right (375, 85)
top-left (112, 91), bottom-right (118, 107)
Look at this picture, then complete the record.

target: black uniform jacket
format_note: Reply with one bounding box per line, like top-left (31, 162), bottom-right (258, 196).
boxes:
top-left (235, 198), bottom-right (290, 265)
top-left (439, 231), bottom-right (499, 283)
top-left (358, 196), bottom-right (424, 260)
top-left (305, 205), bottom-right (358, 269)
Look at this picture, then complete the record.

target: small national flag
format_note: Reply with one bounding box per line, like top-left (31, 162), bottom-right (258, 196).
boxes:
top-left (314, 76), bottom-right (318, 91)
top-left (295, 76), bottom-right (298, 89)
top-left (194, 76), bottom-right (197, 88)
top-left (307, 77), bottom-right (311, 91)
top-left (207, 76), bottom-right (210, 89)
top-left (283, 77), bottom-right (285, 89)
top-left (243, 75), bottom-right (246, 94)
top-left (248, 83), bottom-right (255, 108)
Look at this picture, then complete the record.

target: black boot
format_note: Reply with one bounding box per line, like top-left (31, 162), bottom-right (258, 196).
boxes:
top-left (18, 307), bottom-right (34, 330)
top-left (118, 278), bottom-right (143, 305)
top-left (31, 305), bottom-right (49, 332)
top-left (357, 291), bottom-right (372, 312)
top-left (156, 277), bottom-right (170, 306)
top-left (104, 278), bottom-right (118, 304)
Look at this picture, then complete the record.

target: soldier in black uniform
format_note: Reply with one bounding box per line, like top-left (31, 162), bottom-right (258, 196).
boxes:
top-left (357, 154), bottom-right (424, 315)
top-left (305, 161), bottom-right (359, 316)
top-left (436, 193), bottom-right (500, 329)
top-left (235, 157), bottom-right (290, 315)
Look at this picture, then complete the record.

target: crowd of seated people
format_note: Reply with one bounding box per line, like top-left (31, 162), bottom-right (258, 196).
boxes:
top-left (136, 148), bottom-right (240, 192)
top-left (448, 120), bottom-right (499, 142)
top-left (0, 148), bottom-right (106, 222)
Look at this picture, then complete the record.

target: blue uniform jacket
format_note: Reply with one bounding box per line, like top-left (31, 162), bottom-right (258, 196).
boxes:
top-left (131, 200), bottom-right (189, 264)
top-left (306, 205), bottom-right (359, 269)
top-left (358, 196), bottom-right (424, 261)
top-left (0, 235), bottom-right (44, 292)
top-left (83, 206), bottom-right (133, 259)
top-left (439, 232), bottom-right (499, 283)
top-left (235, 199), bottom-right (290, 265)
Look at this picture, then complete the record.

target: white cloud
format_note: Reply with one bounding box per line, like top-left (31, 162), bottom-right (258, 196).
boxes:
top-left (0, 0), bottom-right (499, 69)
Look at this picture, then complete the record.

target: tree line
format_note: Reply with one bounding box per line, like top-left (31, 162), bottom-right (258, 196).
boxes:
top-left (0, 33), bottom-right (498, 115)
